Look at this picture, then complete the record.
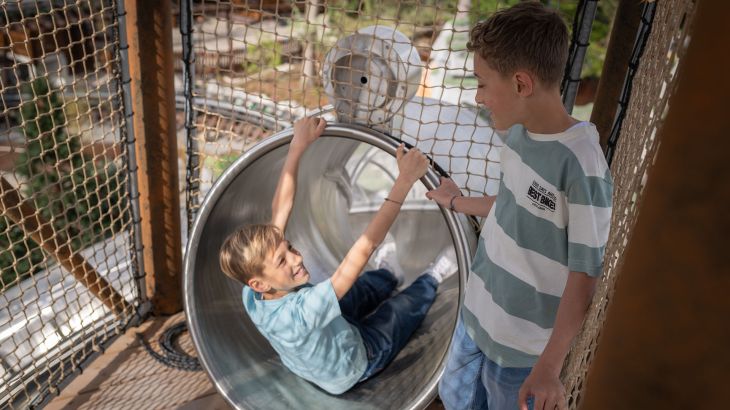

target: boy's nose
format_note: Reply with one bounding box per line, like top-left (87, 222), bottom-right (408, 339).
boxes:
top-left (289, 251), bottom-right (302, 265)
top-left (474, 93), bottom-right (484, 106)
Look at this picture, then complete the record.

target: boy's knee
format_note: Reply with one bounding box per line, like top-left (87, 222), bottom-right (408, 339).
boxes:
top-left (368, 268), bottom-right (398, 286)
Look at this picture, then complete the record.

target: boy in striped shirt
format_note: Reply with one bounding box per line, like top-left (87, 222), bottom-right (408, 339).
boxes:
top-left (427, 2), bottom-right (613, 409)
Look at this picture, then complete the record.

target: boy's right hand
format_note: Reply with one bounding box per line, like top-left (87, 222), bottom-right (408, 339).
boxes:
top-left (395, 144), bottom-right (429, 184)
top-left (425, 177), bottom-right (462, 208)
top-left (291, 117), bottom-right (327, 153)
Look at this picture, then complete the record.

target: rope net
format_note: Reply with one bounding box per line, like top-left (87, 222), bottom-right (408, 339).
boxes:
top-left (176, 0), bottom-right (614, 232)
top-left (0, 1), bottom-right (143, 408)
top-left (562, 0), bottom-right (697, 407)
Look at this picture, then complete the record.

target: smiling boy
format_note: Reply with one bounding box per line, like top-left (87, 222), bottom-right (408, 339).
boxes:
top-left (220, 117), bottom-right (456, 394)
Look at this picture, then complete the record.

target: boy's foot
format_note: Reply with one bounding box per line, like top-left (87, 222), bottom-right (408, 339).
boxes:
top-left (427, 246), bottom-right (458, 284)
top-left (372, 236), bottom-right (405, 286)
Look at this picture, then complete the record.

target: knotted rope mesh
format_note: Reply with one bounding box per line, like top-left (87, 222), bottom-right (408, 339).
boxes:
top-left (177, 0), bottom-right (608, 233)
top-left (0, 1), bottom-right (144, 408)
top-left (562, 0), bottom-right (697, 407)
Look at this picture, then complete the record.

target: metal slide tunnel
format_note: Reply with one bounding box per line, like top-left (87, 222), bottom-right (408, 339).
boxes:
top-left (184, 124), bottom-right (477, 409)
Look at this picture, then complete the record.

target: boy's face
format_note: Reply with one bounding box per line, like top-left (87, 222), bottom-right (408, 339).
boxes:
top-left (473, 55), bottom-right (525, 131)
top-left (250, 239), bottom-right (310, 297)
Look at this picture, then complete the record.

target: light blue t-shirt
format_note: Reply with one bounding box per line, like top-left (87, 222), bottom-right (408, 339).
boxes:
top-left (243, 279), bottom-right (368, 394)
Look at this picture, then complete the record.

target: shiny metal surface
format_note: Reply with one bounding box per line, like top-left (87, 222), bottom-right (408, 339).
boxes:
top-left (184, 124), bottom-right (477, 409)
top-left (322, 26), bottom-right (423, 126)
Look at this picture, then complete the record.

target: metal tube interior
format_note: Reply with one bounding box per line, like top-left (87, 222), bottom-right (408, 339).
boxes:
top-left (184, 124), bottom-right (476, 409)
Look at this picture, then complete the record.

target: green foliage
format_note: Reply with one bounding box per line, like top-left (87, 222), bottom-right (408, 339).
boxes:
top-left (1, 78), bottom-right (127, 291)
top-left (469, 0), bottom-right (617, 79)
top-left (326, 0), bottom-right (456, 39)
top-left (243, 40), bottom-right (283, 74)
top-left (207, 153), bottom-right (239, 180)
top-left (325, 0), bottom-right (615, 79)
top-left (0, 219), bottom-right (42, 287)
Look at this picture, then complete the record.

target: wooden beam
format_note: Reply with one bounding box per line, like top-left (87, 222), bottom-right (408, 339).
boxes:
top-left (590, 0), bottom-right (644, 152)
top-left (0, 177), bottom-right (129, 315)
top-left (580, 1), bottom-right (729, 408)
top-left (124, 0), bottom-right (183, 314)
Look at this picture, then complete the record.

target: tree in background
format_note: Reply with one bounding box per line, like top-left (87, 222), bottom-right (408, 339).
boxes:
top-left (0, 78), bottom-right (126, 290)
top-left (468, 0), bottom-right (618, 80)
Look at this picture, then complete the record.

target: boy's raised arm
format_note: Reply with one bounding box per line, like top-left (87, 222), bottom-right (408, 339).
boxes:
top-left (330, 144), bottom-right (428, 299)
top-left (271, 117), bottom-right (327, 232)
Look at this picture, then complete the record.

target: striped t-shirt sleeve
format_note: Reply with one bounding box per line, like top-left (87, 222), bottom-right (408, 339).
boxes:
top-left (566, 167), bottom-right (613, 277)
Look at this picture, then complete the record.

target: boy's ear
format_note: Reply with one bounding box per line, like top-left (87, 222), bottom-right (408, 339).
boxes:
top-left (248, 277), bottom-right (270, 293)
top-left (513, 71), bottom-right (534, 97)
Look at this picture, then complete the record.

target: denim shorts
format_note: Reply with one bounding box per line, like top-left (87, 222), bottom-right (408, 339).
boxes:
top-left (438, 317), bottom-right (533, 410)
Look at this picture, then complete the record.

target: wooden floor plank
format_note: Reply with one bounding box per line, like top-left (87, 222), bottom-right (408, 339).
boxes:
top-left (47, 312), bottom-right (445, 409)
top-left (47, 313), bottom-right (229, 409)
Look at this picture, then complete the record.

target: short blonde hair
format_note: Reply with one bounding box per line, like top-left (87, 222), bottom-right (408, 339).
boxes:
top-left (219, 224), bottom-right (284, 284)
top-left (467, 1), bottom-right (568, 87)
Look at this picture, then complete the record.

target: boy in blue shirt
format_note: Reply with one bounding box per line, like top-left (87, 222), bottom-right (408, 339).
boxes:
top-left (427, 2), bottom-right (613, 409)
top-left (219, 117), bottom-right (456, 394)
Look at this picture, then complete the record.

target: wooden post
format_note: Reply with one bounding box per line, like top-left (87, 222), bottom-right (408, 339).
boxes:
top-left (124, 0), bottom-right (183, 314)
top-left (590, 0), bottom-right (644, 151)
top-left (580, 1), bottom-right (729, 408)
top-left (0, 177), bottom-right (129, 315)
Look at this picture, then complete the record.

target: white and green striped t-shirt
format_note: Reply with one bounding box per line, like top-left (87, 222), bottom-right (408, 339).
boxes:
top-left (462, 122), bottom-right (613, 368)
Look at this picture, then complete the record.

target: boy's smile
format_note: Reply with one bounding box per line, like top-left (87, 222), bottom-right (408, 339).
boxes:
top-left (292, 264), bottom-right (307, 279)
top-left (254, 239), bottom-right (310, 299)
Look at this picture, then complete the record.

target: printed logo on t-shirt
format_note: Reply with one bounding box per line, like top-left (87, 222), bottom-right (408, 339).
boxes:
top-left (527, 180), bottom-right (556, 211)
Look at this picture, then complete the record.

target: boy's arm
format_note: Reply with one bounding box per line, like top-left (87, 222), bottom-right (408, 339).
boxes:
top-left (271, 117), bottom-right (327, 232)
top-left (426, 176), bottom-right (496, 217)
top-left (330, 145), bottom-right (428, 300)
top-left (518, 271), bottom-right (597, 410)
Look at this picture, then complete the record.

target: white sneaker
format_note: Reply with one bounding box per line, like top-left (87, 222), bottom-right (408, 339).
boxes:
top-left (427, 246), bottom-right (458, 284)
top-left (372, 236), bottom-right (405, 286)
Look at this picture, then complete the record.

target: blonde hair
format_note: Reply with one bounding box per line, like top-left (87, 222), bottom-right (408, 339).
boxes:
top-left (467, 1), bottom-right (568, 87)
top-left (219, 224), bottom-right (284, 284)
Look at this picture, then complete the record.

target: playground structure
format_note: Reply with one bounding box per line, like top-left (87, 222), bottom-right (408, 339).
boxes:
top-left (1, 1), bottom-right (728, 409)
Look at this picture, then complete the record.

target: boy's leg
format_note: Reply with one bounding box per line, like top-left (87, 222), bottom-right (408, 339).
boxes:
top-left (338, 269), bottom-right (397, 322)
top-left (357, 273), bottom-right (438, 379)
top-left (481, 356), bottom-right (533, 410)
top-left (438, 318), bottom-right (488, 410)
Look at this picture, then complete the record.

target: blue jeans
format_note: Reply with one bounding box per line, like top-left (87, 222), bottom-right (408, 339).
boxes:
top-left (339, 269), bottom-right (438, 381)
top-left (438, 318), bottom-right (534, 410)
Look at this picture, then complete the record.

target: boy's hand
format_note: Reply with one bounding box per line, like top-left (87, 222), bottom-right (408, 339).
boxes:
top-left (518, 365), bottom-right (568, 410)
top-left (425, 177), bottom-right (462, 208)
top-left (395, 144), bottom-right (429, 184)
top-left (291, 117), bottom-right (327, 153)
